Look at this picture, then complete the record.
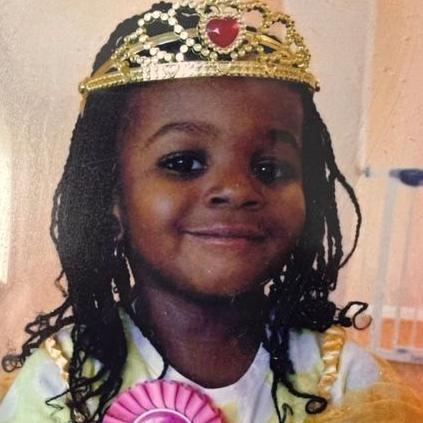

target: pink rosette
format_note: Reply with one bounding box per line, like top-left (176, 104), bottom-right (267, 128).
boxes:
top-left (103, 380), bottom-right (224, 423)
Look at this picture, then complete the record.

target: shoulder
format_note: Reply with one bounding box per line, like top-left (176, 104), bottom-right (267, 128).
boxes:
top-left (288, 325), bottom-right (380, 398)
top-left (296, 326), bottom-right (423, 422)
top-left (328, 330), bottom-right (380, 402)
top-left (288, 326), bottom-right (396, 398)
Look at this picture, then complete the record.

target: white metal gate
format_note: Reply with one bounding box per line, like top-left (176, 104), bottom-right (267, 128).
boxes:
top-left (370, 168), bottom-right (423, 364)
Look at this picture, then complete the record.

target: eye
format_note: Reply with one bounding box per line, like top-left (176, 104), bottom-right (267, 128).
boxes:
top-left (252, 159), bottom-right (297, 184)
top-left (158, 151), bottom-right (207, 177)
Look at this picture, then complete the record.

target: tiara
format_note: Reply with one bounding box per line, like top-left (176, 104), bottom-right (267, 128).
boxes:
top-left (79, 0), bottom-right (319, 98)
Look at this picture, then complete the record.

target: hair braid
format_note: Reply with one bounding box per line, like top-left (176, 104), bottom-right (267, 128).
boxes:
top-left (263, 88), bottom-right (364, 421)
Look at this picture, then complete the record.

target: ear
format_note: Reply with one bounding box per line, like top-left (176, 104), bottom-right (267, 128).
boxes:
top-left (112, 201), bottom-right (125, 241)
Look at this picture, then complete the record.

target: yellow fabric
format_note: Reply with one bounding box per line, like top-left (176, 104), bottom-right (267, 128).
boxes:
top-left (317, 326), bottom-right (346, 400)
top-left (44, 337), bottom-right (69, 383)
top-left (0, 374), bottom-right (17, 403)
top-left (307, 358), bottom-right (423, 423)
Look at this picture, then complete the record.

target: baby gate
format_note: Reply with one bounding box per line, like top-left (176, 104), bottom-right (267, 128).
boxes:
top-left (369, 168), bottom-right (423, 363)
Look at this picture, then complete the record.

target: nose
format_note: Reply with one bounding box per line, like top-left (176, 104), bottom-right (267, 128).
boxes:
top-left (204, 168), bottom-right (264, 211)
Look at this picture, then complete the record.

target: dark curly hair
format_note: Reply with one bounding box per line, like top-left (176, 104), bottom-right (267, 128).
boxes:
top-left (3, 4), bottom-right (366, 422)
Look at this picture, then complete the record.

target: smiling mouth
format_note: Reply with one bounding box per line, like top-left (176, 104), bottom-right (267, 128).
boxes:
top-left (183, 226), bottom-right (267, 247)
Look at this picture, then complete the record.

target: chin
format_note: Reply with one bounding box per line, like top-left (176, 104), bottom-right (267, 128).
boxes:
top-left (183, 274), bottom-right (269, 304)
top-left (181, 284), bottom-right (265, 306)
top-left (129, 249), bottom-right (271, 304)
top-left (160, 272), bottom-right (267, 305)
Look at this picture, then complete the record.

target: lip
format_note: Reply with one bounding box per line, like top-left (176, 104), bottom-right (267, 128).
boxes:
top-left (183, 225), bottom-right (267, 247)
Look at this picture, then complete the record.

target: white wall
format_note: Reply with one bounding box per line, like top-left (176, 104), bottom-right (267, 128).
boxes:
top-left (0, 105), bottom-right (12, 286)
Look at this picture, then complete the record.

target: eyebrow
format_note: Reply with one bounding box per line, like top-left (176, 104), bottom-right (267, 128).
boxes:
top-left (147, 121), bottom-right (219, 146)
top-left (268, 128), bottom-right (300, 150)
top-left (145, 121), bottom-right (299, 150)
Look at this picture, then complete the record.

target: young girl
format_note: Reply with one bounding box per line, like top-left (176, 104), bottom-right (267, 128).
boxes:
top-left (1, 1), bottom-right (421, 422)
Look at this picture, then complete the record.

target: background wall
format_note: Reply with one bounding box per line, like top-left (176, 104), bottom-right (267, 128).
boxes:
top-left (0, 0), bottom-right (421, 374)
top-left (344, 0), bottom-right (423, 310)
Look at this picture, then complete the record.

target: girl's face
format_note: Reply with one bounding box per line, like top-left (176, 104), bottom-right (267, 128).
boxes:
top-left (118, 78), bottom-right (305, 299)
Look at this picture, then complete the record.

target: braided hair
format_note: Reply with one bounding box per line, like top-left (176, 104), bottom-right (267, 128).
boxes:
top-left (3, 4), bottom-right (366, 422)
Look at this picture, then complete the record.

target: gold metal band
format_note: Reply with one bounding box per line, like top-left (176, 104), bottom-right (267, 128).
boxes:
top-left (80, 60), bottom-right (318, 95)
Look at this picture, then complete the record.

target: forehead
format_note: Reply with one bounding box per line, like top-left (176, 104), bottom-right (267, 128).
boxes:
top-left (122, 78), bottom-right (304, 139)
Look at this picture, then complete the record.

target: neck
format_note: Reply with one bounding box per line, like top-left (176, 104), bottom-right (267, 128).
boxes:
top-left (130, 279), bottom-right (266, 388)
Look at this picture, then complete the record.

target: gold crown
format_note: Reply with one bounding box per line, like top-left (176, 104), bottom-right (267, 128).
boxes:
top-left (79, 0), bottom-right (319, 98)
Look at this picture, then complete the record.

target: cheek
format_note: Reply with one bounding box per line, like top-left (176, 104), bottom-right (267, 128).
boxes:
top-left (125, 183), bottom-right (169, 229)
top-left (120, 175), bottom-right (193, 246)
top-left (290, 189), bottom-right (306, 231)
top-left (273, 185), bottom-right (306, 240)
top-left (140, 187), bottom-right (177, 223)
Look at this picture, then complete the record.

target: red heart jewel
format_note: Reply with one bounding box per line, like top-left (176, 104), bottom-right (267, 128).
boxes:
top-left (206, 18), bottom-right (240, 48)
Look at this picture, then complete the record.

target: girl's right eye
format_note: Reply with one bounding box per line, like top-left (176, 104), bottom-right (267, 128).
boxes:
top-left (157, 151), bottom-right (207, 177)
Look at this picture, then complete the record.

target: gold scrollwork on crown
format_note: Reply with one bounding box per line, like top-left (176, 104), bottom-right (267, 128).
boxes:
top-left (79, 0), bottom-right (319, 98)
